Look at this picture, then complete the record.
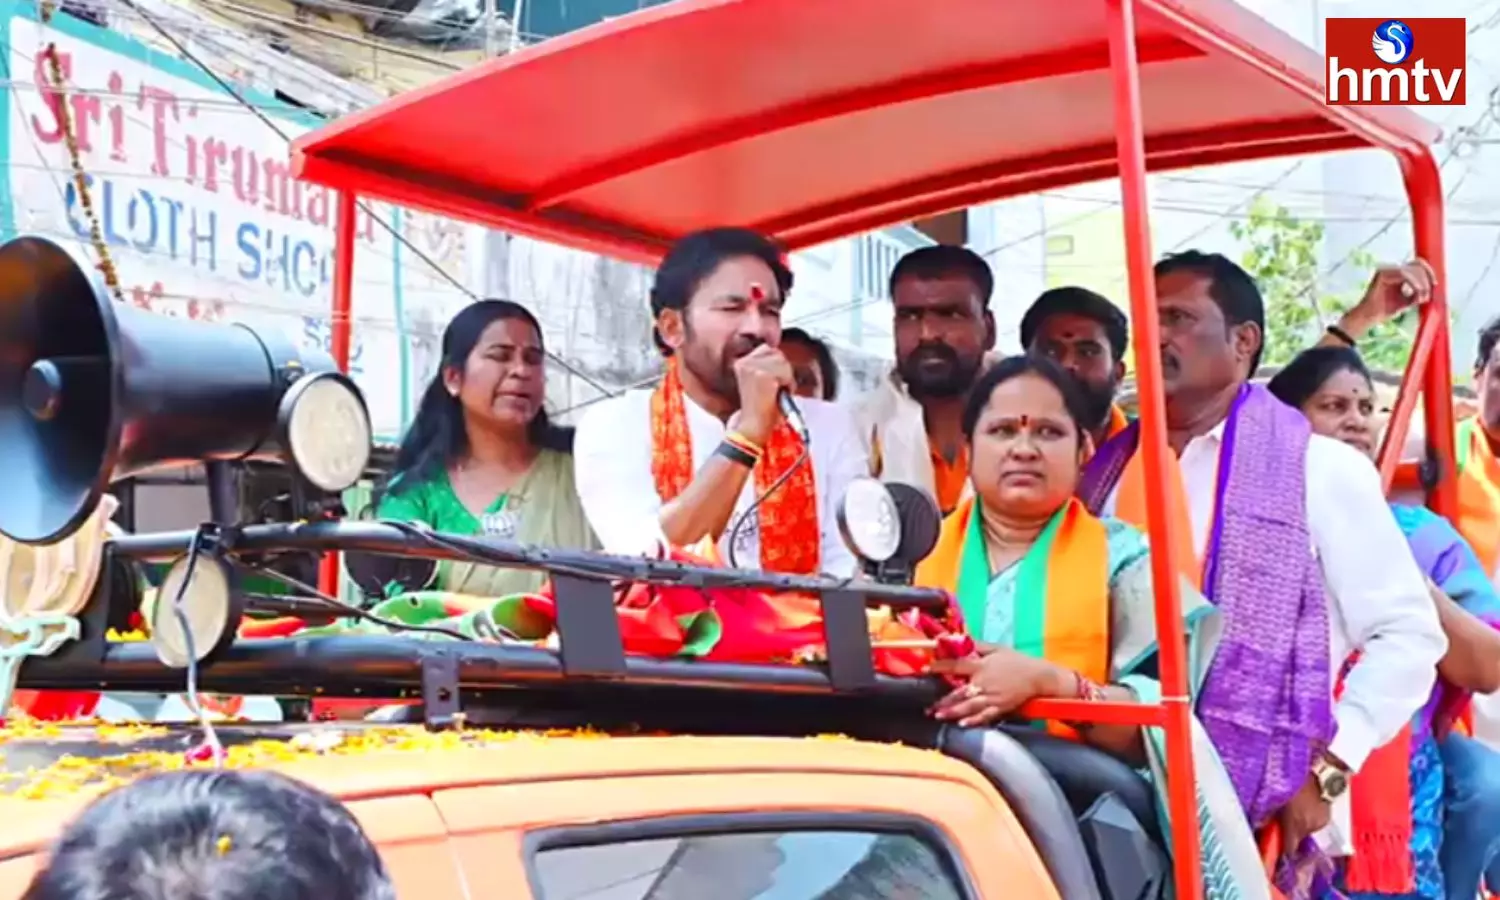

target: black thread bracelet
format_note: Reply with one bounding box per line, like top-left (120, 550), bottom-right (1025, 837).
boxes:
top-left (1326, 324), bottom-right (1357, 347)
top-left (715, 440), bottom-right (759, 469)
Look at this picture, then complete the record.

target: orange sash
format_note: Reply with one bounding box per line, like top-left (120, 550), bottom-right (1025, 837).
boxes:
top-left (916, 496), bottom-right (1111, 738)
top-left (1112, 443), bottom-right (1203, 587)
top-left (650, 358), bottom-right (821, 574)
top-left (1104, 405), bottom-right (1129, 441)
top-left (1456, 417), bottom-right (1500, 576)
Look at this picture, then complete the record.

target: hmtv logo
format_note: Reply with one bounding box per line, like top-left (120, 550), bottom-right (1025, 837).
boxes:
top-left (1326, 18), bottom-right (1466, 105)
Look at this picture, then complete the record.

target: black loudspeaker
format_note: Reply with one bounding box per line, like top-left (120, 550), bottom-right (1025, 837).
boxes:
top-left (0, 235), bottom-right (340, 544)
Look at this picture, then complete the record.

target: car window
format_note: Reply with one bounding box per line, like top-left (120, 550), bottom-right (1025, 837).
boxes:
top-left (531, 828), bottom-right (968, 899)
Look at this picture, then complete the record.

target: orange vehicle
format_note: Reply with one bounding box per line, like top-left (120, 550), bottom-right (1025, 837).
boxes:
top-left (0, 0), bottom-right (1455, 898)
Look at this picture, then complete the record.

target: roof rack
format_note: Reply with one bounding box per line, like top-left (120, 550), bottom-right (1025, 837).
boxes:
top-left (19, 521), bottom-right (953, 730)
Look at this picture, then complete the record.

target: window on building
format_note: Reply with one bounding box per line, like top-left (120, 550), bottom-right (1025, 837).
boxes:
top-left (854, 234), bottom-right (908, 301)
top-left (531, 827), bottom-right (970, 899)
top-left (1044, 235), bottom-right (1075, 257)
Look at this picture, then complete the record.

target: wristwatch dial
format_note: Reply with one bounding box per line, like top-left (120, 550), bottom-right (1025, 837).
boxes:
top-left (1315, 762), bottom-right (1350, 801)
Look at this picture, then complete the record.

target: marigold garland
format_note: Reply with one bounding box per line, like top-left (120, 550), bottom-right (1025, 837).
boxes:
top-left (0, 725), bottom-right (612, 800)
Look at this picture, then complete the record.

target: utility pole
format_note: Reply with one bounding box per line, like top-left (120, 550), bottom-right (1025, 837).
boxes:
top-left (483, 0), bottom-right (496, 56)
top-left (510, 0), bottom-right (524, 51)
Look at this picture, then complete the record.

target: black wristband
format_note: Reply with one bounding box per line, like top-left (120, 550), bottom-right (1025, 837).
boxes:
top-left (1326, 324), bottom-right (1357, 347)
top-left (716, 440), bottom-right (758, 469)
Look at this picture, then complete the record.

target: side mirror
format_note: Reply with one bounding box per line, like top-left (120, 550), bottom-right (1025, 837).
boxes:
top-left (837, 479), bottom-right (942, 584)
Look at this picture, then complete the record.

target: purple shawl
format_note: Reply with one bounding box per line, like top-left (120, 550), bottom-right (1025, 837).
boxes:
top-left (1080, 386), bottom-right (1336, 887)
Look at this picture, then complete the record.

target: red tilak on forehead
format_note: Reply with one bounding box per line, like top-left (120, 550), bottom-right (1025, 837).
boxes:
top-left (1018, 414), bottom-right (1031, 428)
top-left (748, 282), bottom-right (766, 301)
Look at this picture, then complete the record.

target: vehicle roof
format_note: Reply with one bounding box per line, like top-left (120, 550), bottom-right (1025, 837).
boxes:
top-left (290, 0), bottom-right (1440, 264)
top-left (0, 725), bottom-right (982, 858)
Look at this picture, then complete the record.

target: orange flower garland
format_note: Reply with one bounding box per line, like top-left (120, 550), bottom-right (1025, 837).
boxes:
top-left (650, 358), bottom-right (820, 574)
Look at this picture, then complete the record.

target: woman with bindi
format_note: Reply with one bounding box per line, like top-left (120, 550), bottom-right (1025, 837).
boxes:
top-left (374, 300), bottom-right (597, 596)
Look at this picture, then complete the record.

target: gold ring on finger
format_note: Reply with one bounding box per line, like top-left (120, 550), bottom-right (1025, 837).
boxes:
top-left (962, 683), bottom-right (982, 700)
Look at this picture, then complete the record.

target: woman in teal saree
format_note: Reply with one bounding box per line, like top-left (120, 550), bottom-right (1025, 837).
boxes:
top-left (915, 355), bottom-right (1270, 899)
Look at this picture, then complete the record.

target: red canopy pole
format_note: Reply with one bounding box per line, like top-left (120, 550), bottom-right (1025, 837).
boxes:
top-left (1401, 147), bottom-right (1456, 521)
top-left (1104, 0), bottom-right (1203, 895)
top-left (317, 190), bottom-right (359, 598)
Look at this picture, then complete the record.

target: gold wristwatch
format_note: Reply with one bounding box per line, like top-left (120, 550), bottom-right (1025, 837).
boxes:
top-left (1311, 755), bottom-right (1350, 802)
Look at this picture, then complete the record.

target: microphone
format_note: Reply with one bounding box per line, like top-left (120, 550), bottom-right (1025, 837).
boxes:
top-left (778, 389), bottom-right (811, 444)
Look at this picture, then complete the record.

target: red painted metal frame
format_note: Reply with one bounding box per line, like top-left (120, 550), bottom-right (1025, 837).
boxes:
top-left (1104, 1), bottom-right (1201, 894)
top-left (318, 191), bottom-right (360, 598)
top-left (1371, 149), bottom-right (1454, 520)
top-left (307, 3), bottom-right (1455, 897)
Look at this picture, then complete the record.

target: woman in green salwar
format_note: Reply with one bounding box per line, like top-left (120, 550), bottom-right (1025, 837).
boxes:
top-left (373, 300), bottom-right (598, 596)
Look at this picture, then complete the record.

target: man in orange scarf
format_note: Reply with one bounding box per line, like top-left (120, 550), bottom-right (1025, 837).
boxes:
top-left (1020, 286), bottom-right (1132, 446)
top-left (1453, 317), bottom-right (1500, 584)
top-left (572, 227), bottom-right (868, 576)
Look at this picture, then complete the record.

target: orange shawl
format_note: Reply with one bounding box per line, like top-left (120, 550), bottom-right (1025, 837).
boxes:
top-left (1456, 417), bottom-right (1500, 575)
top-left (651, 358), bottom-right (821, 574)
top-left (1111, 444), bottom-right (1203, 587)
top-left (1104, 405), bottom-right (1130, 441)
top-left (915, 496), bottom-right (1111, 738)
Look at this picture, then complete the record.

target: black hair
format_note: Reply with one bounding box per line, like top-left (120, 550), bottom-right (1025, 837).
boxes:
top-left (888, 245), bottom-right (994, 306)
top-left (780, 326), bottom-right (840, 400)
top-left (1154, 250), bottom-right (1267, 373)
top-left (1266, 346), bottom-right (1372, 410)
top-left (961, 354), bottom-right (1094, 448)
top-left (1019, 286), bottom-right (1129, 361)
top-left (649, 227), bottom-right (794, 356)
top-left (22, 769), bottom-right (394, 900)
top-left (377, 299), bottom-right (570, 504)
top-left (1477, 314), bottom-right (1500, 371)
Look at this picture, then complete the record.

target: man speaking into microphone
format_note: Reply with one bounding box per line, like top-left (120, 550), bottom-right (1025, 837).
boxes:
top-left (573, 227), bottom-right (868, 576)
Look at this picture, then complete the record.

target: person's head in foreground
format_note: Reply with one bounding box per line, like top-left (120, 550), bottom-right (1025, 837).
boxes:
top-left (888, 245), bottom-right (996, 400)
top-left (1266, 346), bottom-right (1377, 457)
top-left (778, 327), bottom-right (839, 401)
top-left (1020, 286), bottom-right (1129, 439)
top-left (650, 226), bottom-right (794, 413)
top-left (23, 769), bottom-right (394, 900)
top-left (388, 299), bottom-right (570, 490)
top-left (1475, 315), bottom-right (1500, 442)
top-left (1153, 250), bottom-right (1265, 407)
top-left (961, 354), bottom-right (1094, 520)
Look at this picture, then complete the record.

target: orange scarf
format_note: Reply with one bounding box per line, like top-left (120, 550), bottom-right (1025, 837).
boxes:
top-left (1338, 659), bottom-right (1415, 893)
top-left (1104, 405), bottom-right (1130, 441)
top-left (1111, 443), bottom-right (1203, 587)
top-left (916, 496), bottom-right (1111, 738)
top-left (650, 358), bottom-right (821, 574)
top-left (1456, 417), bottom-right (1500, 575)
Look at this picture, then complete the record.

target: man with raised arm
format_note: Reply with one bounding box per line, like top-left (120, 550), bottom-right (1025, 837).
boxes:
top-left (1076, 250), bottom-right (1446, 889)
top-left (572, 227), bottom-right (867, 576)
top-left (850, 245), bottom-right (998, 516)
top-left (1020, 264), bottom-right (1430, 451)
top-left (1021, 286), bottom-right (1132, 447)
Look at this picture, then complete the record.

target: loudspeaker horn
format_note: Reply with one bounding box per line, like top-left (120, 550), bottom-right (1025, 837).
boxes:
top-left (0, 235), bottom-right (346, 545)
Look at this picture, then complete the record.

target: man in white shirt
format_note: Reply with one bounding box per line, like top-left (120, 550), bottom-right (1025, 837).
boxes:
top-left (1077, 250), bottom-right (1445, 870)
top-left (849, 245), bottom-right (998, 516)
top-left (573, 227), bottom-right (867, 576)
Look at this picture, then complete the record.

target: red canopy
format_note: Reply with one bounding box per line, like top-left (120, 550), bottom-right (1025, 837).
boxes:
top-left (290, 0), bottom-right (1440, 264)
